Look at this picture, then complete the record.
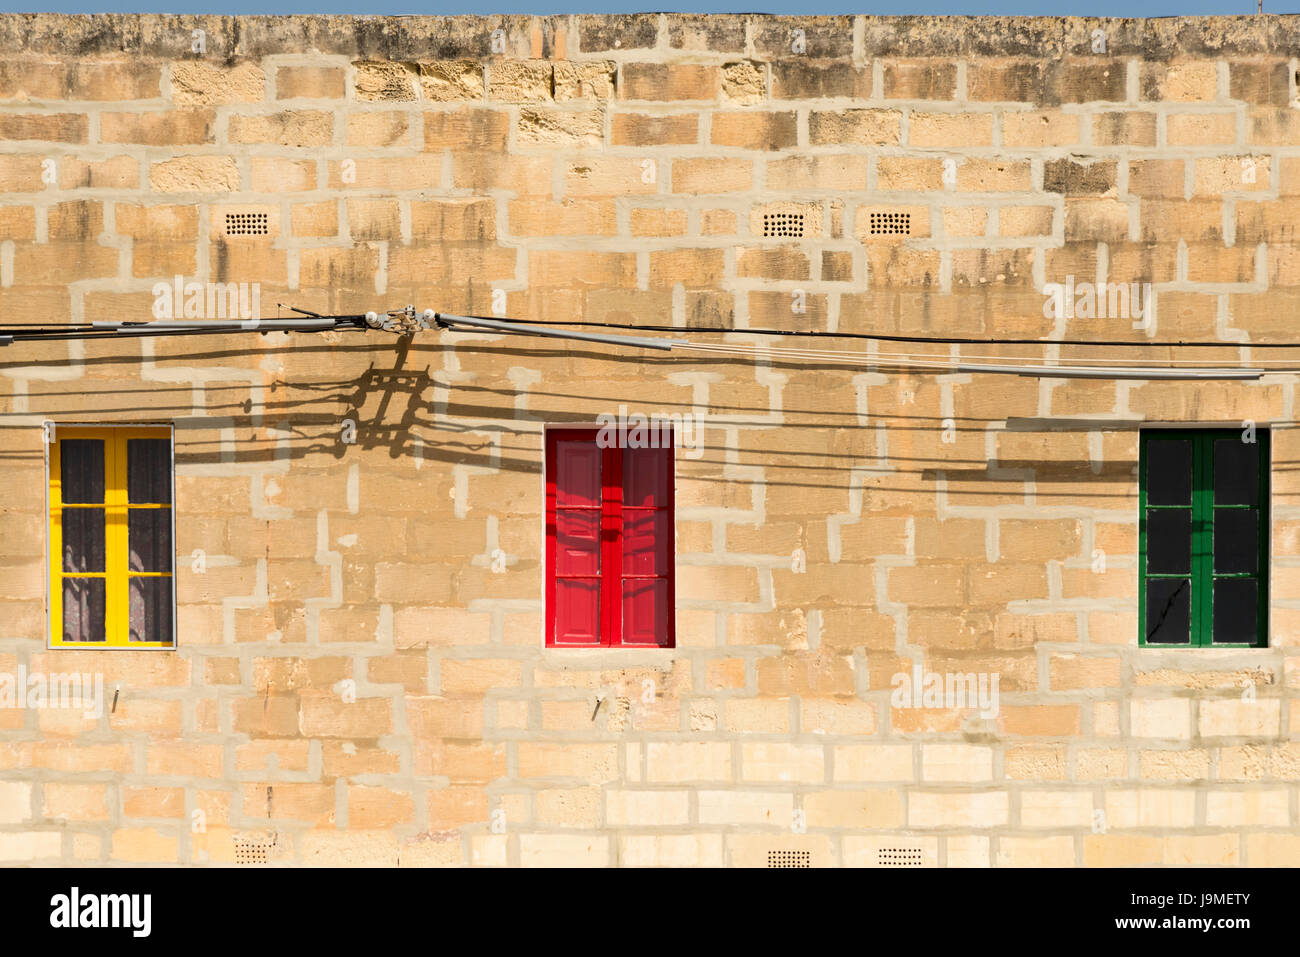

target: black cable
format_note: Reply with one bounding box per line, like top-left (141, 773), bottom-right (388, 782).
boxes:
top-left (446, 313), bottom-right (1300, 350)
top-left (0, 309), bottom-right (1294, 354)
top-left (0, 314), bottom-right (370, 336)
top-left (1, 328), bottom-right (372, 343)
top-left (0, 316), bottom-right (370, 342)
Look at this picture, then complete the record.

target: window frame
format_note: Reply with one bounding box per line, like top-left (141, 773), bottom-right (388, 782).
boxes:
top-left (1138, 427), bottom-right (1269, 649)
top-left (45, 423), bottom-right (177, 651)
top-left (543, 425), bottom-right (676, 649)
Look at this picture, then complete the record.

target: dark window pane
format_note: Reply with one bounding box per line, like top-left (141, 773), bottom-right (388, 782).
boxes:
top-left (128, 576), bottom-right (173, 643)
top-left (1214, 438), bottom-right (1259, 506)
top-left (127, 439), bottom-right (172, 504)
top-left (60, 439), bottom-right (104, 504)
top-left (62, 577), bottom-right (105, 642)
top-left (1146, 439), bottom-right (1192, 506)
top-left (128, 509), bottom-right (173, 573)
top-left (1214, 509), bottom-right (1259, 575)
top-left (61, 508), bottom-right (105, 573)
top-left (1214, 579), bottom-right (1258, 644)
top-left (1145, 578), bottom-right (1191, 644)
top-left (1146, 509), bottom-right (1191, 575)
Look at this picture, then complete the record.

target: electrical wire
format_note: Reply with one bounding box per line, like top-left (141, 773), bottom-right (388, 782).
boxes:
top-left (0, 306), bottom-right (1293, 380)
top-left (1, 308), bottom-right (1294, 354)
top-left (433, 312), bottom-right (1300, 377)
top-left (438, 312), bottom-right (1300, 350)
top-left (433, 313), bottom-right (1265, 380)
top-left (676, 341), bottom-right (1283, 368)
top-left (668, 342), bottom-right (1262, 380)
top-left (0, 314), bottom-right (372, 344)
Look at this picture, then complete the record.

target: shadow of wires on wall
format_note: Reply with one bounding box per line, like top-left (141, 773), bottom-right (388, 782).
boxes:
top-left (1, 335), bottom-right (1292, 500)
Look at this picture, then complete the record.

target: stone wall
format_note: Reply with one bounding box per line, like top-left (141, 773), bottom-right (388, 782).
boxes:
top-left (0, 14), bottom-right (1297, 866)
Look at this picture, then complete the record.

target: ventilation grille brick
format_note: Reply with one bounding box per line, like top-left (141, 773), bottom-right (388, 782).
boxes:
top-left (225, 211), bottom-right (270, 236)
top-left (767, 850), bottom-right (812, 868)
top-left (869, 211), bottom-right (911, 235)
top-left (878, 847), bottom-right (924, 867)
top-left (762, 211), bottom-right (805, 238)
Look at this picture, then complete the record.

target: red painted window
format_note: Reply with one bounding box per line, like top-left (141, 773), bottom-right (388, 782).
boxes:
top-left (546, 428), bottom-right (675, 648)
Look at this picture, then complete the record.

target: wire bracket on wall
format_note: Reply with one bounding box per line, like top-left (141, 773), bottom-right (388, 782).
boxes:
top-left (365, 304), bottom-right (435, 336)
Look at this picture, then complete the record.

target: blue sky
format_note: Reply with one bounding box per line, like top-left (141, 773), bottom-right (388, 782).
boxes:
top-left (0, 2), bottom-right (1287, 18)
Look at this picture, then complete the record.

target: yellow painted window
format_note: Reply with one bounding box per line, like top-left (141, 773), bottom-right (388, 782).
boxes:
top-left (48, 426), bottom-right (174, 648)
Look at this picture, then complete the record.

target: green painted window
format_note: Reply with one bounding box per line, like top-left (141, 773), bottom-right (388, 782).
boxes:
top-left (1139, 429), bottom-right (1269, 648)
